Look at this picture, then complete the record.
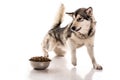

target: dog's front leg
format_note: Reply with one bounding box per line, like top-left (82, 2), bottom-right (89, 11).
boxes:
top-left (67, 39), bottom-right (77, 66)
top-left (70, 48), bottom-right (77, 66)
top-left (86, 45), bottom-right (103, 70)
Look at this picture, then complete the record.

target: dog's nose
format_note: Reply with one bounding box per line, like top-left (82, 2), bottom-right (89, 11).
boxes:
top-left (71, 26), bottom-right (76, 31)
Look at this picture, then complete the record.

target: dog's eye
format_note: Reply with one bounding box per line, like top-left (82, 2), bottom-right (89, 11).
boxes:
top-left (77, 18), bottom-right (84, 22)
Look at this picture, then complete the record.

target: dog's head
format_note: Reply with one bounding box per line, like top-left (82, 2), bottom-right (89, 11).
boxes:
top-left (66, 7), bottom-right (95, 34)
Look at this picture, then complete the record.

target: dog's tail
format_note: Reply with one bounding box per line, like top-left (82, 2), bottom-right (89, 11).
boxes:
top-left (51, 4), bottom-right (65, 29)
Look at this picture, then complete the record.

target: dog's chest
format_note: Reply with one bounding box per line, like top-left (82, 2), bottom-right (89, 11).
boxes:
top-left (70, 33), bottom-right (94, 47)
top-left (68, 33), bottom-right (83, 47)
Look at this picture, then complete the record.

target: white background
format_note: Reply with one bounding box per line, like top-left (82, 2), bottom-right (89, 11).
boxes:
top-left (0, 0), bottom-right (120, 80)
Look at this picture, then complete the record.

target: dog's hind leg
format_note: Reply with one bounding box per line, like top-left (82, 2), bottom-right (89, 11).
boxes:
top-left (86, 45), bottom-right (103, 70)
top-left (42, 35), bottom-right (56, 57)
top-left (42, 48), bottom-right (49, 57)
top-left (54, 47), bottom-right (66, 57)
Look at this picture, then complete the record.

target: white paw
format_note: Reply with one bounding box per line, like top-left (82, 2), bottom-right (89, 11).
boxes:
top-left (44, 54), bottom-right (49, 57)
top-left (94, 64), bottom-right (103, 70)
top-left (72, 60), bottom-right (77, 66)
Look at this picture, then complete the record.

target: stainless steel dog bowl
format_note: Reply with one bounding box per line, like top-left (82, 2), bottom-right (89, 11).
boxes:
top-left (30, 61), bottom-right (50, 70)
top-left (29, 56), bottom-right (51, 70)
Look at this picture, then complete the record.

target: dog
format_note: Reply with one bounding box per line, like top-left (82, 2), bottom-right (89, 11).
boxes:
top-left (41, 4), bottom-right (102, 70)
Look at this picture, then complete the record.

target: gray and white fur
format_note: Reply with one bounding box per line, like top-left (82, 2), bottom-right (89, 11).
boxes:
top-left (41, 4), bottom-right (102, 70)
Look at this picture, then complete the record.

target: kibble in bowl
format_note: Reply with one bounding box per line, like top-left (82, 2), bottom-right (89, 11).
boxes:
top-left (29, 56), bottom-right (51, 70)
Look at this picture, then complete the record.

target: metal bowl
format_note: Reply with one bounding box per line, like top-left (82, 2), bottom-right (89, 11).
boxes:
top-left (29, 56), bottom-right (51, 70)
top-left (30, 61), bottom-right (50, 70)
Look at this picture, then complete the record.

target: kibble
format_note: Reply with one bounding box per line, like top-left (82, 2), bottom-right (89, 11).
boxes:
top-left (29, 56), bottom-right (51, 62)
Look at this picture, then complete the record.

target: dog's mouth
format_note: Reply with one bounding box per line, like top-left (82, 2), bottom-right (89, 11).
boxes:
top-left (71, 27), bottom-right (81, 32)
top-left (76, 27), bottom-right (81, 31)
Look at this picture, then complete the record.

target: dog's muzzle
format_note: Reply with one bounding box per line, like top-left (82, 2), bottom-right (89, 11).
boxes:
top-left (71, 26), bottom-right (81, 32)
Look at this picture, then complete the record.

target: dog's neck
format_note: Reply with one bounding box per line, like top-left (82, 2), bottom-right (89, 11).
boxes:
top-left (73, 29), bottom-right (95, 39)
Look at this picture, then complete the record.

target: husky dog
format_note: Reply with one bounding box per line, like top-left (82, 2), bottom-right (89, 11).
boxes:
top-left (41, 4), bottom-right (102, 70)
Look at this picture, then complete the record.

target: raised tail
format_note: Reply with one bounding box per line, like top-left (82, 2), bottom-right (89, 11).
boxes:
top-left (51, 4), bottom-right (65, 29)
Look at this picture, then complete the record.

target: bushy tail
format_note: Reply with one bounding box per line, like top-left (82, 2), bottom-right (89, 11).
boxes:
top-left (52, 4), bottom-right (65, 29)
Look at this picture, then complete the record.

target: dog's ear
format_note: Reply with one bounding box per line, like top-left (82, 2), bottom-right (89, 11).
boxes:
top-left (66, 12), bottom-right (74, 17)
top-left (86, 7), bottom-right (93, 16)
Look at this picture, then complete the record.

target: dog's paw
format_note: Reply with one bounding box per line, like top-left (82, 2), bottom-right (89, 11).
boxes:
top-left (72, 61), bottom-right (77, 66)
top-left (44, 54), bottom-right (49, 57)
top-left (94, 64), bottom-right (103, 70)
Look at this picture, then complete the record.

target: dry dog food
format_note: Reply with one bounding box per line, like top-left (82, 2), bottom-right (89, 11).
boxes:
top-left (29, 56), bottom-right (51, 62)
